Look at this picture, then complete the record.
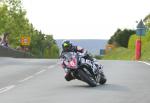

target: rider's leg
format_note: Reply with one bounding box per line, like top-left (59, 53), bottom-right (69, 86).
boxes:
top-left (63, 68), bottom-right (74, 81)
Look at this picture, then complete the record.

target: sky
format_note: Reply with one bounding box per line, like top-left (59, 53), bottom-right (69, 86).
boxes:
top-left (22, 0), bottom-right (150, 39)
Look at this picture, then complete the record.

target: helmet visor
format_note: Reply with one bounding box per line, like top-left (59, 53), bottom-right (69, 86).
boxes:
top-left (63, 43), bottom-right (69, 47)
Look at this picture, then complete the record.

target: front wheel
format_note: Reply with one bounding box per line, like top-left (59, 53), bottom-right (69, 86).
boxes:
top-left (99, 73), bottom-right (107, 85)
top-left (78, 69), bottom-right (97, 87)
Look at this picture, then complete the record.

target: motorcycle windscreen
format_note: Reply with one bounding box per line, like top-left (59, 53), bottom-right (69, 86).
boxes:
top-left (63, 52), bottom-right (78, 69)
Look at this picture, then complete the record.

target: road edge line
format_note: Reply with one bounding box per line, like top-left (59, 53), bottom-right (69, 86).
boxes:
top-left (138, 61), bottom-right (150, 66)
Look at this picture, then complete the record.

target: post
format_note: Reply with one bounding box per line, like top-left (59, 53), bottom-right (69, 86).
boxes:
top-left (135, 39), bottom-right (141, 60)
top-left (135, 20), bottom-right (145, 60)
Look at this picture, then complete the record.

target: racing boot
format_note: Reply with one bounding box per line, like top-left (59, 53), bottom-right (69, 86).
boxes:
top-left (65, 72), bottom-right (75, 81)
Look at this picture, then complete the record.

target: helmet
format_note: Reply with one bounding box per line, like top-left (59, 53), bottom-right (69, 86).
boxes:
top-left (62, 40), bottom-right (72, 51)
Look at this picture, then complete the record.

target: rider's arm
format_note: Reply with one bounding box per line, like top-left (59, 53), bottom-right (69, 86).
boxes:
top-left (76, 46), bottom-right (86, 54)
top-left (76, 46), bottom-right (93, 61)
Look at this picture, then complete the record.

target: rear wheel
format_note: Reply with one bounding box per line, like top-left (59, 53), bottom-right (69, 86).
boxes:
top-left (78, 69), bottom-right (97, 87)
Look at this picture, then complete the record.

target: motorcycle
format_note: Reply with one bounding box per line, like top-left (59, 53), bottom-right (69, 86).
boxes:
top-left (61, 52), bottom-right (107, 87)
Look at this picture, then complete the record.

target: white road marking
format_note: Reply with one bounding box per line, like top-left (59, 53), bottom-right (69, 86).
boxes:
top-left (0, 85), bottom-right (15, 94)
top-left (19, 64), bottom-right (57, 83)
top-left (57, 62), bottom-right (61, 65)
top-left (0, 64), bottom-right (58, 94)
top-left (48, 65), bottom-right (55, 69)
top-left (34, 69), bottom-right (46, 75)
top-left (138, 61), bottom-right (150, 66)
top-left (19, 76), bottom-right (34, 82)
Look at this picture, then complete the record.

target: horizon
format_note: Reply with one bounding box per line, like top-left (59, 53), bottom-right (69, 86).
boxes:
top-left (55, 38), bottom-right (108, 40)
top-left (56, 39), bottom-right (108, 55)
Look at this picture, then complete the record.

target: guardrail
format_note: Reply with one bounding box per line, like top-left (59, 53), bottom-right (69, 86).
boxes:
top-left (0, 45), bottom-right (33, 58)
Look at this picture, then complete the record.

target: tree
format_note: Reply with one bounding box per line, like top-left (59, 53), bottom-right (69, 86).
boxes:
top-left (108, 29), bottom-right (135, 48)
top-left (0, 0), bottom-right (59, 58)
top-left (144, 13), bottom-right (150, 28)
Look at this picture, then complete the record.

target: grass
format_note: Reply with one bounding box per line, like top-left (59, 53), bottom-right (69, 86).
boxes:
top-left (141, 41), bottom-right (150, 61)
top-left (102, 47), bottom-right (134, 60)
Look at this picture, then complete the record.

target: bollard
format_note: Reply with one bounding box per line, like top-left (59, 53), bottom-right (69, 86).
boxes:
top-left (135, 39), bottom-right (141, 60)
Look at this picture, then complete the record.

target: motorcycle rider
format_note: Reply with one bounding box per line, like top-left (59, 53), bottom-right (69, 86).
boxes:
top-left (60, 40), bottom-right (102, 81)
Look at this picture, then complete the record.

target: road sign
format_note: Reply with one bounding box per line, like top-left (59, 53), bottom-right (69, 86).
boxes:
top-left (136, 20), bottom-right (146, 36)
top-left (135, 20), bottom-right (145, 60)
top-left (21, 36), bottom-right (31, 46)
top-left (100, 49), bottom-right (105, 56)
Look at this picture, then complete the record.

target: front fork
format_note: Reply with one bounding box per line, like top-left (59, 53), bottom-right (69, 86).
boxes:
top-left (94, 68), bottom-right (105, 83)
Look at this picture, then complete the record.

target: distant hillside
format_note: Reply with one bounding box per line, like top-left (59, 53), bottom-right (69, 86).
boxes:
top-left (56, 39), bottom-right (108, 55)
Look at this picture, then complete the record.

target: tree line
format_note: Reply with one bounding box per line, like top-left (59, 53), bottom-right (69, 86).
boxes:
top-left (108, 13), bottom-right (150, 49)
top-left (0, 0), bottom-right (59, 58)
top-left (108, 29), bottom-right (135, 48)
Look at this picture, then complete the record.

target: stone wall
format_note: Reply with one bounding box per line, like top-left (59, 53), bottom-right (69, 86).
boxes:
top-left (0, 45), bottom-right (33, 58)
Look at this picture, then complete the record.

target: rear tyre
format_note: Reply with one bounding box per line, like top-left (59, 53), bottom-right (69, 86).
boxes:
top-left (78, 69), bottom-right (97, 87)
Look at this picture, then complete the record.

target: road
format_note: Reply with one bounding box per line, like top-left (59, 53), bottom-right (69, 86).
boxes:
top-left (0, 57), bottom-right (150, 103)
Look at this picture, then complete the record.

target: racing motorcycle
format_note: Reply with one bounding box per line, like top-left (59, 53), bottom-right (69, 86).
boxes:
top-left (61, 52), bottom-right (107, 87)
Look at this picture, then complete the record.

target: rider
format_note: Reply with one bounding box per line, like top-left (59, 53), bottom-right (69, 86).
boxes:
top-left (60, 40), bottom-right (101, 81)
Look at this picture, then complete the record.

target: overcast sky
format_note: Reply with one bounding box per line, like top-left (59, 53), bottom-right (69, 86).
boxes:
top-left (22, 0), bottom-right (150, 39)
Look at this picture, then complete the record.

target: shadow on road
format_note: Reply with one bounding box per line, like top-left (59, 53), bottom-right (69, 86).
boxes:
top-left (98, 84), bottom-right (130, 92)
top-left (65, 83), bottom-right (130, 92)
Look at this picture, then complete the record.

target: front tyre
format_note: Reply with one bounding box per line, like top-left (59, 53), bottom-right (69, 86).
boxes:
top-left (78, 69), bottom-right (97, 87)
top-left (99, 73), bottom-right (107, 85)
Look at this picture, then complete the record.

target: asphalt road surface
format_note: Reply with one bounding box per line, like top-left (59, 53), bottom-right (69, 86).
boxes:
top-left (0, 57), bottom-right (150, 103)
